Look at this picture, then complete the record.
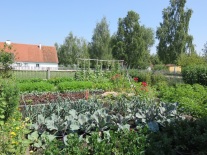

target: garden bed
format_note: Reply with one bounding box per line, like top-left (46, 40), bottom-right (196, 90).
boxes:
top-left (19, 90), bottom-right (104, 106)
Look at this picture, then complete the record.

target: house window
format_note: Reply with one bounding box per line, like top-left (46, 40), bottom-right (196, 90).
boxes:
top-left (16, 63), bottom-right (21, 67)
top-left (36, 64), bottom-right (40, 67)
top-left (24, 63), bottom-right (28, 66)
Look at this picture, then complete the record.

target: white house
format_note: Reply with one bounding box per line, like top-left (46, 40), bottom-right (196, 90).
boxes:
top-left (0, 41), bottom-right (59, 70)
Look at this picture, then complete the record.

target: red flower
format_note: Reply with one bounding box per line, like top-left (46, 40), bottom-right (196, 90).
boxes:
top-left (142, 82), bottom-right (147, 87)
top-left (133, 77), bottom-right (138, 82)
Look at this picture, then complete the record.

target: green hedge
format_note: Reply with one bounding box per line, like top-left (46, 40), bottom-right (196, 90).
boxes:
top-left (182, 65), bottom-right (207, 86)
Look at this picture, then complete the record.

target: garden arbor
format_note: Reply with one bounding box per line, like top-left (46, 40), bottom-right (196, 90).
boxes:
top-left (77, 58), bottom-right (124, 71)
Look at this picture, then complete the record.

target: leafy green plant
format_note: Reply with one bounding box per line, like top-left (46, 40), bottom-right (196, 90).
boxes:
top-left (57, 81), bottom-right (93, 92)
top-left (156, 83), bottom-right (207, 117)
top-left (18, 81), bottom-right (55, 92)
top-left (146, 117), bottom-right (207, 155)
top-left (0, 78), bottom-right (19, 124)
top-left (182, 65), bottom-right (207, 86)
top-left (0, 110), bottom-right (30, 154)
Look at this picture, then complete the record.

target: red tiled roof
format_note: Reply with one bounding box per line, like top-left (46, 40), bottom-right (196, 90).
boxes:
top-left (0, 42), bottom-right (58, 63)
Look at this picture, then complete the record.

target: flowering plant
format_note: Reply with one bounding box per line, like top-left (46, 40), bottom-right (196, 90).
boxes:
top-left (133, 77), bottom-right (138, 82)
top-left (0, 110), bottom-right (30, 154)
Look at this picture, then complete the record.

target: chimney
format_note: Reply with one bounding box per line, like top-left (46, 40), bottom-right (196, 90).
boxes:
top-left (38, 44), bottom-right (42, 50)
top-left (5, 40), bottom-right (11, 45)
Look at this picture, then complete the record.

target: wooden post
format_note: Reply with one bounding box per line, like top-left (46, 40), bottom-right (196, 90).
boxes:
top-left (46, 67), bottom-right (50, 79)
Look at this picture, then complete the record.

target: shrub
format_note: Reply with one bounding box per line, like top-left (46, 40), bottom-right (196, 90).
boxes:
top-left (151, 73), bottom-right (167, 85)
top-left (182, 65), bottom-right (207, 86)
top-left (0, 78), bottom-right (19, 124)
top-left (146, 117), bottom-right (207, 155)
top-left (0, 110), bottom-right (30, 154)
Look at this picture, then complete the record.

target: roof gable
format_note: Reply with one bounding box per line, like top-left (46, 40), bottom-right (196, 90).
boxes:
top-left (0, 42), bottom-right (58, 63)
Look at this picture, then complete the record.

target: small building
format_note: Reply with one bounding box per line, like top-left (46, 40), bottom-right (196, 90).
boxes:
top-left (166, 64), bottom-right (181, 73)
top-left (0, 41), bottom-right (58, 70)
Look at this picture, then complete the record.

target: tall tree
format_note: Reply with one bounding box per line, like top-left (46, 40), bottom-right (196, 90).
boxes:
top-left (111, 11), bottom-right (154, 68)
top-left (156, 0), bottom-right (194, 64)
top-left (89, 17), bottom-right (112, 60)
top-left (57, 32), bottom-right (89, 66)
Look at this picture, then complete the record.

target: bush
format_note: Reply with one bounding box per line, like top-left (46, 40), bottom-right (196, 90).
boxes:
top-left (151, 73), bottom-right (167, 85)
top-left (0, 78), bottom-right (19, 124)
top-left (182, 65), bottom-right (207, 86)
top-left (129, 70), bottom-right (152, 85)
top-left (146, 117), bottom-right (207, 155)
top-left (0, 110), bottom-right (30, 154)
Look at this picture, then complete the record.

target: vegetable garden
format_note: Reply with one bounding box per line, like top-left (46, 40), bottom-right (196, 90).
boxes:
top-left (1, 66), bottom-right (207, 154)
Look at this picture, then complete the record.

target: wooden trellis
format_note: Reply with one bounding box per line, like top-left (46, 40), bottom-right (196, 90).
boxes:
top-left (77, 58), bottom-right (124, 71)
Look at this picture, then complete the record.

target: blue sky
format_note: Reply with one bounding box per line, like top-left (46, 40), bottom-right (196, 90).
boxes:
top-left (1, 0), bottom-right (206, 54)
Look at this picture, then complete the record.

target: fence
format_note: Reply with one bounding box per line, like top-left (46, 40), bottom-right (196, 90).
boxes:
top-left (12, 69), bottom-right (76, 80)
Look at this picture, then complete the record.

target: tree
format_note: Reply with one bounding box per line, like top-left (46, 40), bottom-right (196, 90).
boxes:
top-left (150, 54), bottom-right (162, 65)
top-left (156, 0), bottom-right (194, 64)
top-left (177, 52), bottom-right (206, 67)
top-left (57, 32), bottom-right (89, 66)
top-left (89, 17), bottom-right (112, 61)
top-left (202, 41), bottom-right (207, 60)
top-left (0, 43), bottom-right (14, 78)
top-left (111, 11), bottom-right (154, 68)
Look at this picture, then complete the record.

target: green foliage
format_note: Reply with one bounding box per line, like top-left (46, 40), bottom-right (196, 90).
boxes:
top-left (146, 117), bottom-right (207, 155)
top-left (0, 110), bottom-right (30, 154)
top-left (47, 77), bottom-right (74, 85)
top-left (150, 54), bottom-right (162, 65)
top-left (0, 79), bottom-right (19, 124)
top-left (111, 10), bottom-right (154, 68)
top-left (156, 0), bottom-right (194, 64)
top-left (156, 83), bottom-right (207, 117)
top-left (152, 64), bottom-right (167, 71)
top-left (0, 44), bottom-right (14, 78)
top-left (44, 129), bottom-right (148, 155)
top-left (129, 69), bottom-right (167, 86)
top-left (202, 41), bottom-right (207, 61)
top-left (57, 32), bottom-right (89, 66)
top-left (177, 53), bottom-right (206, 67)
top-left (151, 73), bottom-right (167, 85)
top-left (128, 70), bottom-right (152, 85)
top-left (18, 81), bottom-right (54, 92)
top-left (182, 65), bottom-right (207, 85)
top-left (45, 133), bottom-right (88, 155)
top-left (57, 81), bottom-right (93, 92)
top-left (89, 17), bottom-right (112, 61)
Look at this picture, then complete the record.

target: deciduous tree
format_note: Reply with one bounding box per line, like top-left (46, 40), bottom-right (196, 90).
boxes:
top-left (89, 17), bottom-right (112, 60)
top-left (156, 0), bottom-right (194, 64)
top-left (57, 32), bottom-right (89, 66)
top-left (0, 44), bottom-right (14, 78)
top-left (111, 11), bottom-right (154, 68)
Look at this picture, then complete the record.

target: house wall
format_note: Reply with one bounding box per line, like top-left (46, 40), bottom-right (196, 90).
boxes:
top-left (12, 62), bottom-right (58, 70)
top-left (168, 66), bottom-right (181, 73)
